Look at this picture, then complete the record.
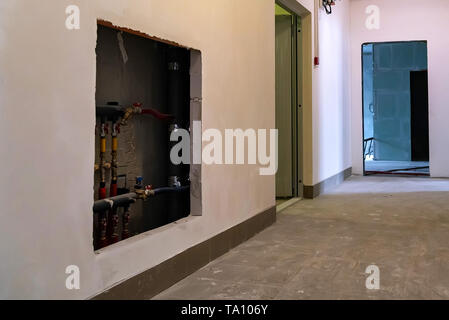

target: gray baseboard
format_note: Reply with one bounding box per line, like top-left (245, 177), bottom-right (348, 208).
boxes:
top-left (93, 206), bottom-right (276, 300)
top-left (303, 167), bottom-right (352, 199)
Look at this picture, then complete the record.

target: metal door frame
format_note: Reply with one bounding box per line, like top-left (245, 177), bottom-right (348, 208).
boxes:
top-left (275, 2), bottom-right (304, 198)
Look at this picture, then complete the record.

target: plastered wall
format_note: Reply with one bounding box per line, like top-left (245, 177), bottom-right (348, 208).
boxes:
top-left (0, 0), bottom-right (275, 299)
top-left (350, 0), bottom-right (449, 177)
top-left (311, 0), bottom-right (352, 184)
top-left (0, 0), bottom-right (355, 299)
top-left (283, 0), bottom-right (352, 186)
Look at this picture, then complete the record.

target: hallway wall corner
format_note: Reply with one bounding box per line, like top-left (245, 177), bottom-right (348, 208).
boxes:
top-left (303, 167), bottom-right (352, 198)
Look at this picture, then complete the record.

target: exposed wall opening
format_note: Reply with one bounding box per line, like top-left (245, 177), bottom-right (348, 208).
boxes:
top-left (93, 21), bottom-right (202, 251)
top-left (275, 2), bottom-right (303, 205)
top-left (362, 41), bottom-right (429, 177)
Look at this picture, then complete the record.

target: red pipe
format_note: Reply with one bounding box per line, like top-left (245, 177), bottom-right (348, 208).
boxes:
top-left (141, 108), bottom-right (174, 121)
top-left (110, 184), bottom-right (117, 197)
top-left (98, 185), bottom-right (108, 249)
top-left (98, 186), bottom-right (107, 200)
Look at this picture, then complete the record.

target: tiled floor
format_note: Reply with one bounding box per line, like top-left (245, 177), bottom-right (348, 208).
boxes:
top-left (154, 175), bottom-right (449, 300)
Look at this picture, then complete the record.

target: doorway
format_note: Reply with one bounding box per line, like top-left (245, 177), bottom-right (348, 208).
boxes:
top-left (410, 70), bottom-right (429, 162)
top-left (275, 3), bottom-right (303, 203)
top-left (362, 41), bottom-right (430, 176)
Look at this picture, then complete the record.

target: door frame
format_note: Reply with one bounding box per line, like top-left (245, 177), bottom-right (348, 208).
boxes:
top-left (361, 40), bottom-right (430, 176)
top-left (275, 1), bottom-right (304, 198)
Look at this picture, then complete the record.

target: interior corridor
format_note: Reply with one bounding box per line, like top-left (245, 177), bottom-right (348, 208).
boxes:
top-left (3, 0), bottom-right (449, 301)
top-left (154, 176), bottom-right (449, 300)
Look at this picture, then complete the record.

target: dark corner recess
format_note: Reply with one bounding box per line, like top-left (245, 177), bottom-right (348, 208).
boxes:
top-left (410, 70), bottom-right (429, 162)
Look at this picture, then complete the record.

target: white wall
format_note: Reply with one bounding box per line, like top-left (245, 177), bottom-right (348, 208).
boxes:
top-left (0, 0), bottom-right (275, 299)
top-left (312, 0), bottom-right (352, 184)
top-left (288, 0), bottom-right (352, 186)
top-left (350, 0), bottom-right (449, 177)
top-left (0, 0), bottom-right (354, 299)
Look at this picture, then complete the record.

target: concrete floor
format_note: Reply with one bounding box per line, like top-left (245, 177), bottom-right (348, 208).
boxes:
top-left (276, 198), bottom-right (291, 206)
top-left (365, 160), bottom-right (430, 174)
top-left (154, 175), bottom-right (449, 300)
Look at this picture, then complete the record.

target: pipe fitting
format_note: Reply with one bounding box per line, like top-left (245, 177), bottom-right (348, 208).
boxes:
top-left (94, 162), bottom-right (111, 171)
top-left (121, 103), bottom-right (143, 126)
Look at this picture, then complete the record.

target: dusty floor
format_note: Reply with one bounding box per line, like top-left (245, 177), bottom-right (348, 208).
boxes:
top-left (365, 160), bottom-right (430, 174)
top-left (276, 198), bottom-right (291, 206)
top-left (154, 175), bottom-right (449, 300)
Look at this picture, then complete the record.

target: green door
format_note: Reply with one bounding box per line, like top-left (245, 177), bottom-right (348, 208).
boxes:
top-left (275, 13), bottom-right (293, 197)
top-left (275, 4), bottom-right (301, 198)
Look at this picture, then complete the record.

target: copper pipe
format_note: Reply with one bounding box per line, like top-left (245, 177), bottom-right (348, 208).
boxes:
top-left (120, 103), bottom-right (142, 126)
